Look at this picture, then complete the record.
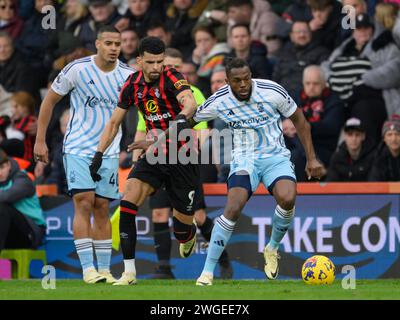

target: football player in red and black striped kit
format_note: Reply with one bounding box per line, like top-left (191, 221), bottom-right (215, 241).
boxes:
top-left (89, 37), bottom-right (199, 285)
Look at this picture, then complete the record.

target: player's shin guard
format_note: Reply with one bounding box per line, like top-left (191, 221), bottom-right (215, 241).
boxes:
top-left (172, 217), bottom-right (196, 243)
top-left (202, 215), bottom-right (235, 275)
top-left (119, 200), bottom-right (138, 260)
top-left (268, 205), bottom-right (295, 250)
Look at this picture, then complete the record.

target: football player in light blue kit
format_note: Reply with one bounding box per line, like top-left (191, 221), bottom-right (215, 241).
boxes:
top-left (34, 26), bottom-right (134, 284)
top-left (193, 58), bottom-right (324, 286)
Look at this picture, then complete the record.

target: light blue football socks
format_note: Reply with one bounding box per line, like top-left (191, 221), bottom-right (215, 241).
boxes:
top-left (74, 238), bottom-right (94, 272)
top-left (268, 205), bottom-right (295, 250)
top-left (202, 215), bottom-right (236, 275)
top-left (93, 239), bottom-right (112, 272)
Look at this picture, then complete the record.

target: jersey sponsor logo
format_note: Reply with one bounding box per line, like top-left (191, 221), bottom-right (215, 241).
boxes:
top-left (174, 79), bottom-right (189, 90)
top-left (228, 116), bottom-right (269, 129)
top-left (84, 96), bottom-right (117, 108)
top-left (145, 112), bottom-right (172, 122)
top-left (145, 100), bottom-right (159, 113)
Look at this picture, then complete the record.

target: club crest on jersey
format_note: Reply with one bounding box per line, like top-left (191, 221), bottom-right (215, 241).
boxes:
top-left (174, 79), bottom-right (189, 90)
top-left (138, 92), bottom-right (143, 99)
top-left (146, 100), bottom-right (159, 113)
top-left (154, 88), bottom-right (160, 98)
top-left (257, 103), bottom-right (265, 113)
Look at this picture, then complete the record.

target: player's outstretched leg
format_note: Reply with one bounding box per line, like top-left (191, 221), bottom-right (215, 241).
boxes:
top-left (197, 213), bottom-right (233, 279)
top-left (93, 197), bottom-right (115, 284)
top-left (172, 213), bottom-right (197, 258)
top-left (73, 192), bottom-right (106, 284)
top-left (196, 187), bottom-right (247, 286)
top-left (265, 180), bottom-right (296, 280)
top-left (113, 199), bottom-right (138, 286)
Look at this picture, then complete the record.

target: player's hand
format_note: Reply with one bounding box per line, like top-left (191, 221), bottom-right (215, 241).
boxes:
top-left (33, 141), bottom-right (49, 164)
top-left (127, 139), bottom-right (154, 152)
top-left (89, 151), bottom-right (103, 182)
top-left (305, 158), bottom-right (326, 180)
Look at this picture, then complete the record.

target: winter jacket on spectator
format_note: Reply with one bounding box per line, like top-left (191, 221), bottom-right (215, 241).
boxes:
top-left (123, 3), bottom-right (162, 38)
top-left (228, 40), bottom-right (270, 79)
top-left (326, 141), bottom-right (376, 181)
top-left (299, 88), bottom-right (346, 162)
top-left (15, 10), bottom-right (53, 72)
top-left (310, 0), bottom-right (343, 52)
top-left (250, 0), bottom-right (283, 57)
top-left (273, 41), bottom-right (330, 99)
top-left (369, 143), bottom-right (400, 181)
top-left (282, 0), bottom-right (312, 22)
top-left (362, 23), bottom-right (400, 116)
top-left (0, 50), bottom-right (36, 96)
top-left (78, 9), bottom-right (122, 52)
top-left (195, 0), bottom-right (228, 42)
top-left (0, 158), bottom-right (45, 227)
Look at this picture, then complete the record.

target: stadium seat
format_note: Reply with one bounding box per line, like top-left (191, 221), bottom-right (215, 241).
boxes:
top-left (0, 249), bottom-right (47, 279)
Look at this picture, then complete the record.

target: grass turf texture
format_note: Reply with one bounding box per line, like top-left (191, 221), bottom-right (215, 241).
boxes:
top-left (0, 279), bottom-right (399, 300)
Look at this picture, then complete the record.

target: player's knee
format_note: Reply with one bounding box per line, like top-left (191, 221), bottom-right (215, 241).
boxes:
top-left (74, 194), bottom-right (95, 215)
top-left (276, 192), bottom-right (296, 211)
top-left (172, 216), bottom-right (196, 243)
top-left (152, 208), bottom-right (170, 223)
top-left (224, 204), bottom-right (242, 221)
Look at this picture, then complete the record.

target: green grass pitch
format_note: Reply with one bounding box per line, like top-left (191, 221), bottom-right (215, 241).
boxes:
top-left (1, 279), bottom-right (400, 300)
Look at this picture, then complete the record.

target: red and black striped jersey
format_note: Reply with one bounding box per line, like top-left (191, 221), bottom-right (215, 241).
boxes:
top-left (118, 66), bottom-right (191, 132)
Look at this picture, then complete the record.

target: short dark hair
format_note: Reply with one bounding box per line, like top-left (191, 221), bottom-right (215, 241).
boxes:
top-left (307, 0), bottom-right (334, 10)
top-left (147, 20), bottom-right (169, 34)
top-left (192, 25), bottom-right (216, 40)
top-left (0, 148), bottom-right (9, 165)
top-left (165, 48), bottom-right (183, 60)
top-left (225, 57), bottom-right (251, 76)
top-left (230, 23), bottom-right (251, 35)
top-left (227, 0), bottom-right (253, 9)
top-left (97, 25), bottom-right (120, 39)
top-left (138, 36), bottom-right (165, 56)
top-left (121, 27), bottom-right (139, 36)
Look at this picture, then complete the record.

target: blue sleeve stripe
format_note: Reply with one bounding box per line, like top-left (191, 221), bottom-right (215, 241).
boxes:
top-left (256, 81), bottom-right (288, 97)
top-left (201, 89), bottom-right (229, 110)
top-left (257, 84), bottom-right (288, 99)
top-left (63, 58), bottom-right (91, 75)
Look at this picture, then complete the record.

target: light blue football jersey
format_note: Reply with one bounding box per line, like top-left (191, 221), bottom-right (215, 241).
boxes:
top-left (51, 55), bottom-right (135, 158)
top-left (194, 79), bottom-right (298, 161)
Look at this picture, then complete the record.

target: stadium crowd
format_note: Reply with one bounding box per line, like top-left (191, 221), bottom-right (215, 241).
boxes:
top-left (1, 0), bottom-right (400, 194)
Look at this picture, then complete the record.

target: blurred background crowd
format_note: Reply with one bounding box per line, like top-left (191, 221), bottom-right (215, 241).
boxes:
top-left (1, 0), bottom-right (400, 195)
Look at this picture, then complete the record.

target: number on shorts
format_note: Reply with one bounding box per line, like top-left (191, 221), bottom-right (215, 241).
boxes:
top-left (109, 172), bottom-right (119, 187)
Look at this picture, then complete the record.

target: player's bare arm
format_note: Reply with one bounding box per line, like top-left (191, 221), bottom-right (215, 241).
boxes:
top-left (89, 106), bottom-right (127, 181)
top-left (289, 108), bottom-right (325, 180)
top-left (34, 89), bottom-right (64, 164)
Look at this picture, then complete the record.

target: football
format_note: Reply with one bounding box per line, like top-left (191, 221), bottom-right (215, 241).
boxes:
top-left (302, 255), bottom-right (335, 285)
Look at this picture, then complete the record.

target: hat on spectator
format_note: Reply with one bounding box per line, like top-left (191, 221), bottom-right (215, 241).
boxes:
top-left (355, 13), bottom-right (374, 29)
top-left (88, 0), bottom-right (111, 6)
top-left (382, 114), bottom-right (400, 136)
top-left (344, 117), bottom-right (364, 132)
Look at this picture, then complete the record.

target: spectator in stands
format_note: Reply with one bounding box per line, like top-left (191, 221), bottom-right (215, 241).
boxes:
top-left (226, 0), bottom-right (283, 57)
top-left (326, 117), bottom-right (376, 181)
top-left (209, 66), bottom-right (231, 183)
top-left (0, 148), bottom-right (46, 254)
top-left (146, 21), bottom-right (172, 47)
top-left (282, 0), bottom-right (312, 23)
top-left (273, 21), bottom-right (330, 100)
top-left (227, 23), bottom-right (270, 79)
top-left (322, 13), bottom-right (387, 145)
top-left (369, 115), bottom-right (400, 181)
top-left (166, 0), bottom-right (207, 61)
top-left (192, 25), bottom-right (230, 97)
top-left (47, 0), bottom-right (89, 60)
top-left (195, 0), bottom-right (229, 42)
top-left (0, 0), bottom-right (23, 40)
top-left (362, 2), bottom-right (400, 117)
top-left (341, 0), bottom-right (368, 40)
top-left (307, 0), bottom-right (343, 52)
top-left (285, 65), bottom-right (344, 181)
top-left (10, 91), bottom-right (37, 163)
top-left (181, 61), bottom-right (199, 87)
top-left (116, 0), bottom-right (162, 38)
top-left (78, 0), bottom-right (122, 52)
top-left (0, 32), bottom-right (37, 98)
top-left (119, 28), bottom-right (138, 63)
top-left (15, 0), bottom-right (54, 88)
